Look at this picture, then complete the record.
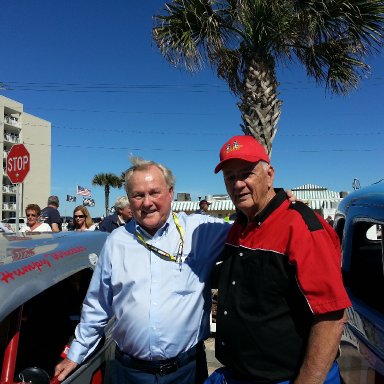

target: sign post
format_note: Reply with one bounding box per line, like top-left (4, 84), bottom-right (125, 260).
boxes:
top-left (6, 144), bottom-right (30, 233)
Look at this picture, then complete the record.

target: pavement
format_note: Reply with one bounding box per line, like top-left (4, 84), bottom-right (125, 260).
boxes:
top-left (205, 336), bottom-right (222, 375)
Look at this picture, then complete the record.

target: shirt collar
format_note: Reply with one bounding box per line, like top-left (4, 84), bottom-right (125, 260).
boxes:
top-left (253, 188), bottom-right (286, 225)
top-left (134, 211), bottom-right (172, 239)
top-left (117, 215), bottom-right (125, 225)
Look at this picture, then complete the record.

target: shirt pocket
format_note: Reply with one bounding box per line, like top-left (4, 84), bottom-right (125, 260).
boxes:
top-left (172, 253), bottom-right (201, 295)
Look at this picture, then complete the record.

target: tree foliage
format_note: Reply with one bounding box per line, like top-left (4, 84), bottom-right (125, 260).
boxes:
top-left (153, 0), bottom-right (384, 153)
top-left (92, 173), bottom-right (122, 216)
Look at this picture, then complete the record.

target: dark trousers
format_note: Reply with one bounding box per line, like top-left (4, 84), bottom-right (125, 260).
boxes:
top-left (111, 342), bottom-right (208, 384)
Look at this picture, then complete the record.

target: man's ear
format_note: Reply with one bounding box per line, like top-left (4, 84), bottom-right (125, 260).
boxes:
top-left (267, 165), bottom-right (275, 187)
top-left (169, 187), bottom-right (174, 200)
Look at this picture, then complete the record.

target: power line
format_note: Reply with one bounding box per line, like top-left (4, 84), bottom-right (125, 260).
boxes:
top-left (25, 107), bottom-right (216, 116)
top-left (23, 141), bottom-right (384, 153)
top-left (1, 81), bottom-right (227, 93)
top-left (2, 77), bottom-right (384, 93)
top-left (24, 122), bottom-right (383, 138)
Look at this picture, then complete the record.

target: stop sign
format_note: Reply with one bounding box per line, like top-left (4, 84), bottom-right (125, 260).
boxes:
top-left (6, 144), bottom-right (30, 184)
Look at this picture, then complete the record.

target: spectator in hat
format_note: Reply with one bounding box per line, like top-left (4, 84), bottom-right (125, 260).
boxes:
top-left (195, 199), bottom-right (211, 215)
top-left (41, 195), bottom-right (62, 232)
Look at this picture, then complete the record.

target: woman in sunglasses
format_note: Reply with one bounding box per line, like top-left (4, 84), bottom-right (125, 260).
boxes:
top-left (73, 205), bottom-right (96, 231)
top-left (21, 204), bottom-right (52, 232)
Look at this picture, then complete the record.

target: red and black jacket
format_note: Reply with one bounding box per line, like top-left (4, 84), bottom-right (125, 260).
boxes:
top-left (215, 189), bottom-right (351, 382)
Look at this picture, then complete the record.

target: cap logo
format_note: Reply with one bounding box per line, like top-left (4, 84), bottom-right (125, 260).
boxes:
top-left (226, 140), bottom-right (242, 153)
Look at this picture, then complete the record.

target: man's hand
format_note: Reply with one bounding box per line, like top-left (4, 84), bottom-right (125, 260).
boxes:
top-left (286, 189), bottom-right (297, 203)
top-left (54, 358), bottom-right (78, 382)
top-left (51, 222), bottom-right (60, 232)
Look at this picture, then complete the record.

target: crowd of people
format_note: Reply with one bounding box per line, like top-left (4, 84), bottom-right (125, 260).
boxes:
top-left (0, 194), bottom-right (133, 234)
top-left (1, 134), bottom-right (350, 384)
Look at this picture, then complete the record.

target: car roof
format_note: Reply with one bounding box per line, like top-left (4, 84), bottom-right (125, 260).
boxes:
top-left (0, 231), bottom-right (108, 322)
top-left (336, 180), bottom-right (384, 222)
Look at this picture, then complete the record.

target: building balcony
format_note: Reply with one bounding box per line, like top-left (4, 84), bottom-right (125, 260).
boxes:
top-left (4, 116), bottom-right (21, 128)
top-left (3, 133), bottom-right (20, 144)
top-left (2, 203), bottom-right (16, 211)
top-left (2, 185), bottom-right (16, 194)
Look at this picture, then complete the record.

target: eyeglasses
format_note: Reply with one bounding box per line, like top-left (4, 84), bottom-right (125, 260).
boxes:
top-left (27, 213), bottom-right (37, 217)
top-left (74, 215), bottom-right (85, 219)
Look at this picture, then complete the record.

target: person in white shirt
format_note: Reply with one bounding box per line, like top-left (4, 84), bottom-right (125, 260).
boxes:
top-left (20, 204), bottom-right (52, 233)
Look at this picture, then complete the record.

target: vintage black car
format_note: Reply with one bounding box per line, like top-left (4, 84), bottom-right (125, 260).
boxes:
top-left (334, 181), bottom-right (384, 383)
top-left (0, 231), bottom-right (114, 384)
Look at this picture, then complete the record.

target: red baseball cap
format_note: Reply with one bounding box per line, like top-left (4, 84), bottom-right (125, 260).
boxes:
top-left (214, 135), bottom-right (270, 173)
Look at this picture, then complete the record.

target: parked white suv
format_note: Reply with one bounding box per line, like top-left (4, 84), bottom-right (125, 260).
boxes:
top-left (1, 217), bottom-right (27, 232)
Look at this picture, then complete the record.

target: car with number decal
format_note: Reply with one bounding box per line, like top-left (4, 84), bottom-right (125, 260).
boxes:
top-left (334, 181), bottom-right (384, 383)
top-left (0, 230), bottom-right (113, 384)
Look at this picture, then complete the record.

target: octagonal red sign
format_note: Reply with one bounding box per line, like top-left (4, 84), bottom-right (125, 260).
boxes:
top-left (6, 144), bottom-right (30, 184)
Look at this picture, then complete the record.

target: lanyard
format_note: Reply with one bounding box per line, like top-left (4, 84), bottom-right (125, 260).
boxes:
top-left (135, 213), bottom-right (184, 264)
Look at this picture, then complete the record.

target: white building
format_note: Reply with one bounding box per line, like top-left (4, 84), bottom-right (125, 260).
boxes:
top-left (291, 184), bottom-right (344, 219)
top-left (172, 185), bottom-right (345, 219)
top-left (0, 95), bottom-right (51, 220)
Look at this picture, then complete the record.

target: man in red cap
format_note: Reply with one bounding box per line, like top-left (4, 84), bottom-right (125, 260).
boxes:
top-left (207, 135), bottom-right (351, 384)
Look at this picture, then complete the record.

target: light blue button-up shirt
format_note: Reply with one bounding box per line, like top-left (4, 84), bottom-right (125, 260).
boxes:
top-left (68, 211), bottom-right (230, 363)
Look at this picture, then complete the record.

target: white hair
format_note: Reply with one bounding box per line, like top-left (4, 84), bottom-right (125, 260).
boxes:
top-left (114, 196), bottom-right (130, 210)
top-left (124, 156), bottom-right (175, 193)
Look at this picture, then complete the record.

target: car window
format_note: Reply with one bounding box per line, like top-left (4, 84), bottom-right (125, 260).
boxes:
top-left (349, 222), bottom-right (384, 314)
top-left (366, 224), bottom-right (382, 240)
top-left (0, 268), bottom-right (93, 380)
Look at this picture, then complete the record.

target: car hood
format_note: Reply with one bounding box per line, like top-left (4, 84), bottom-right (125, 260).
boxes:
top-left (0, 231), bottom-right (108, 322)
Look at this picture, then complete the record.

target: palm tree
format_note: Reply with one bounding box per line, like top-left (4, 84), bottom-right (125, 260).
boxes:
top-left (153, 0), bottom-right (384, 154)
top-left (92, 173), bottom-right (123, 216)
top-left (121, 170), bottom-right (127, 185)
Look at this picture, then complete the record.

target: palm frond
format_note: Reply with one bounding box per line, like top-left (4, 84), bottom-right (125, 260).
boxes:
top-left (153, 0), bottom-right (227, 71)
top-left (153, 0), bottom-right (384, 149)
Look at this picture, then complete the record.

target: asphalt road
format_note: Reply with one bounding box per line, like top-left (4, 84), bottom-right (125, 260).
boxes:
top-left (205, 337), bottom-right (222, 375)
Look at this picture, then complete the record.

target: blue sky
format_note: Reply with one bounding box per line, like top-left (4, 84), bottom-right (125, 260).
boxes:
top-left (1, 0), bottom-right (383, 217)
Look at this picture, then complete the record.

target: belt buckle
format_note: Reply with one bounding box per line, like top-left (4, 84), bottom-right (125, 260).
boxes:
top-left (159, 361), bottom-right (178, 376)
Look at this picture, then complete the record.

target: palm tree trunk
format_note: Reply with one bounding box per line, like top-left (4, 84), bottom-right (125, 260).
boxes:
top-left (105, 184), bottom-right (110, 217)
top-left (238, 55), bottom-right (282, 156)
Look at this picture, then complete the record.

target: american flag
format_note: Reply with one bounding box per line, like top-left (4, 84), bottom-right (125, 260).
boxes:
top-left (77, 185), bottom-right (91, 197)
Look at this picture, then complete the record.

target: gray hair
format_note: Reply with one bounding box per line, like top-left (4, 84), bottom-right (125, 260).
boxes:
top-left (125, 157), bottom-right (175, 193)
top-left (114, 195), bottom-right (130, 211)
top-left (259, 161), bottom-right (269, 170)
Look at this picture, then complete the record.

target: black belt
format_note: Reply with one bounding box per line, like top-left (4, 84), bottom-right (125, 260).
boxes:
top-left (115, 342), bottom-right (203, 376)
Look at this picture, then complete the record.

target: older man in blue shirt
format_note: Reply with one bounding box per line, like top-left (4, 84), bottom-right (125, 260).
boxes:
top-left (55, 157), bottom-right (230, 384)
